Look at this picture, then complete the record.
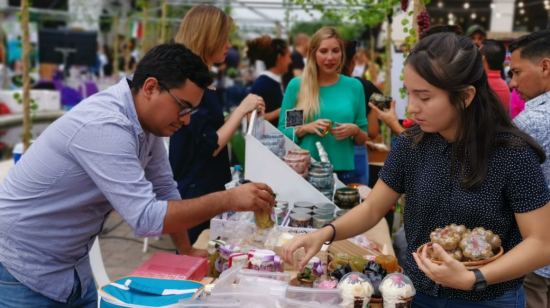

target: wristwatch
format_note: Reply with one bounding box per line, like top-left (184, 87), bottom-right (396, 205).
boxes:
top-left (471, 269), bottom-right (488, 292)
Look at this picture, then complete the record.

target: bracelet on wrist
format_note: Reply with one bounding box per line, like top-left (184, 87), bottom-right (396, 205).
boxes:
top-left (323, 223), bottom-right (336, 245)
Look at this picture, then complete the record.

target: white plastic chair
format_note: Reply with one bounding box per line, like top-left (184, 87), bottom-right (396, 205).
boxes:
top-left (90, 237), bottom-right (110, 307)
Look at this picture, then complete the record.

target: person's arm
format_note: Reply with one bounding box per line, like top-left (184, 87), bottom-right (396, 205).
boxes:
top-left (70, 119), bottom-right (275, 237)
top-left (170, 231), bottom-right (207, 258)
top-left (163, 182), bottom-right (275, 234)
top-left (369, 101), bottom-right (405, 135)
top-left (282, 135), bottom-right (411, 269)
top-left (367, 109), bottom-right (379, 140)
top-left (214, 93), bottom-right (265, 157)
top-left (282, 179), bottom-right (401, 270)
top-left (414, 147), bottom-right (550, 291)
top-left (264, 108), bottom-right (281, 123)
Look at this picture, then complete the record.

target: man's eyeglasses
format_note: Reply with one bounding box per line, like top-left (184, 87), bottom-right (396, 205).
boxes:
top-left (159, 83), bottom-right (198, 116)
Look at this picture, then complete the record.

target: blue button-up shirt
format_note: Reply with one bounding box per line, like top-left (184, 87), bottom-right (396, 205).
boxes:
top-left (0, 78), bottom-right (180, 302)
top-left (514, 90), bottom-right (550, 278)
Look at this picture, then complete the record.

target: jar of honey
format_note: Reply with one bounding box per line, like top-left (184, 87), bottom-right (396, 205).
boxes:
top-left (374, 254), bottom-right (398, 274)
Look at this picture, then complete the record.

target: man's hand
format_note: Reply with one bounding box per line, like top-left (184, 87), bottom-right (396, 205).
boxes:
top-left (225, 183), bottom-right (276, 215)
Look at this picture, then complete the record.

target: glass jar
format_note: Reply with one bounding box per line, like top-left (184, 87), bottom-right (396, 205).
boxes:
top-left (207, 239), bottom-right (225, 278)
top-left (250, 250), bottom-right (279, 272)
top-left (216, 245), bottom-right (241, 274)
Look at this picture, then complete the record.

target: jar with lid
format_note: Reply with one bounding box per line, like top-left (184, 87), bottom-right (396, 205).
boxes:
top-left (207, 239), bottom-right (225, 278)
top-left (249, 250), bottom-right (281, 272)
top-left (215, 245), bottom-right (241, 274)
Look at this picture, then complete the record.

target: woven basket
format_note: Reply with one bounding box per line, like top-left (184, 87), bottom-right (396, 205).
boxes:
top-left (416, 242), bottom-right (504, 270)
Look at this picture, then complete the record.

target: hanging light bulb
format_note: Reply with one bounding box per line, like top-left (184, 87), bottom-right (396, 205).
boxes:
top-left (545, 0), bottom-right (549, 5)
top-left (518, 1), bottom-right (524, 8)
top-left (546, 4), bottom-right (550, 10)
top-left (448, 13), bottom-right (454, 19)
top-left (481, 16), bottom-right (487, 22)
top-left (464, 2), bottom-right (470, 9)
top-left (490, 3), bottom-right (496, 9)
top-left (438, 1), bottom-right (444, 8)
top-left (496, 12), bottom-right (502, 18)
top-left (519, 9), bottom-right (525, 15)
top-left (524, 17), bottom-right (529, 22)
top-left (471, 13), bottom-right (477, 19)
top-left (448, 20), bottom-right (455, 25)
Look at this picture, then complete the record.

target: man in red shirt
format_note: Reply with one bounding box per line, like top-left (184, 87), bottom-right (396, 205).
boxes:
top-left (480, 40), bottom-right (510, 111)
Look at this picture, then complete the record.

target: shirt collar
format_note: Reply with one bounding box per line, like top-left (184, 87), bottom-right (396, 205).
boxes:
top-left (525, 90), bottom-right (550, 111)
top-left (260, 70), bottom-right (282, 83)
top-left (116, 78), bottom-right (145, 136)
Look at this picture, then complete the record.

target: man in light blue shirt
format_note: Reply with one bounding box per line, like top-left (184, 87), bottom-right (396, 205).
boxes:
top-left (0, 43), bottom-right (275, 307)
top-left (509, 30), bottom-right (550, 308)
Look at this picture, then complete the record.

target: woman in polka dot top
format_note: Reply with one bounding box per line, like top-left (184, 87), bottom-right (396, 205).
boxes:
top-left (282, 33), bottom-right (550, 306)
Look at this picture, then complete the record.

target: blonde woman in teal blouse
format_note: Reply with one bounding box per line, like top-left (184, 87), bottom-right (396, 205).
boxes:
top-left (278, 27), bottom-right (368, 184)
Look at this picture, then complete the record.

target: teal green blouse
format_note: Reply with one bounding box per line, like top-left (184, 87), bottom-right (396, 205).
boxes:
top-left (278, 75), bottom-right (367, 171)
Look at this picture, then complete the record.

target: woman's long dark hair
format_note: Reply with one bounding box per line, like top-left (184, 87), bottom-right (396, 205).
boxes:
top-left (405, 33), bottom-right (545, 190)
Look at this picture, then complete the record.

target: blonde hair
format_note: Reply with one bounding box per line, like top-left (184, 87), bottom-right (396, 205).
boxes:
top-left (174, 4), bottom-right (233, 65)
top-left (296, 27), bottom-right (345, 122)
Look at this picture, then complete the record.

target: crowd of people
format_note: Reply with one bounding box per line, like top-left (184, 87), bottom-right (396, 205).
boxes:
top-left (0, 3), bottom-right (550, 308)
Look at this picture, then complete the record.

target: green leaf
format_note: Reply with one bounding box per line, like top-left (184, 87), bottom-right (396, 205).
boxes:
top-left (13, 92), bottom-right (20, 100)
top-left (30, 104), bottom-right (38, 110)
top-left (401, 93), bottom-right (406, 99)
top-left (403, 52), bottom-right (408, 57)
top-left (403, 27), bottom-right (408, 33)
top-left (399, 75), bottom-right (404, 81)
top-left (408, 11), bottom-right (414, 16)
top-left (409, 28), bottom-right (416, 35)
top-left (425, 0), bottom-right (431, 4)
top-left (401, 18), bottom-right (409, 25)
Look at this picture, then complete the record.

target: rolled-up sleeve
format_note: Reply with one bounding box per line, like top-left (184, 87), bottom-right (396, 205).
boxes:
top-left (68, 118), bottom-right (167, 237)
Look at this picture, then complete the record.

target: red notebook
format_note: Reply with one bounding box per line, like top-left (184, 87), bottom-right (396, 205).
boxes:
top-left (130, 252), bottom-right (208, 281)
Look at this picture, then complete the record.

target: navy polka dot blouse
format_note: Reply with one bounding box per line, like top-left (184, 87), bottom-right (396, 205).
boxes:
top-left (379, 132), bottom-right (550, 301)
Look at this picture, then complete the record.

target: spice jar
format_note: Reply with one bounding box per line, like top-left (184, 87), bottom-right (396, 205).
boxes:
top-left (207, 239), bottom-right (225, 278)
top-left (249, 250), bottom-right (281, 272)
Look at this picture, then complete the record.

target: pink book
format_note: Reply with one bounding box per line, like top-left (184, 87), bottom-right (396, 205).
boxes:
top-left (130, 252), bottom-right (208, 281)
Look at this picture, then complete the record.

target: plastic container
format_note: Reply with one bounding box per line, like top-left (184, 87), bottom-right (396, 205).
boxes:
top-left (379, 273), bottom-right (416, 308)
top-left (13, 142), bottom-right (23, 164)
top-left (130, 252), bottom-right (208, 281)
top-left (285, 285), bottom-right (342, 305)
top-left (277, 298), bottom-right (341, 308)
top-left (179, 299), bottom-right (240, 307)
top-left (236, 269), bottom-right (291, 283)
top-left (338, 272), bottom-right (374, 308)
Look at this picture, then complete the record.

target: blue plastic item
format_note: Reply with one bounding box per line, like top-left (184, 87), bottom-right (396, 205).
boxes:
top-left (99, 276), bottom-right (204, 308)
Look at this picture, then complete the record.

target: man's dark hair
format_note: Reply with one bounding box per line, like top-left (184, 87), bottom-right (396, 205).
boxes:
top-left (131, 43), bottom-right (212, 94)
top-left (480, 40), bottom-right (506, 71)
top-left (509, 30), bottom-right (550, 62)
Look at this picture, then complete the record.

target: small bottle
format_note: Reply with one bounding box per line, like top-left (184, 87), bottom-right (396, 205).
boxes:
top-left (232, 165), bottom-right (243, 182)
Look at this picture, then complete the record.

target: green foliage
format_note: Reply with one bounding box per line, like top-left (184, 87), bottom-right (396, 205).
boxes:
top-left (15, 94), bottom-right (37, 139)
top-left (290, 0), bottom-right (400, 27)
